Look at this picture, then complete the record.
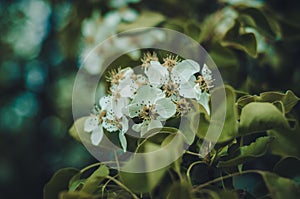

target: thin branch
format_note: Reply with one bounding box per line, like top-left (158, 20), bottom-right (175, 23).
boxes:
top-left (105, 175), bottom-right (140, 199)
top-left (192, 170), bottom-right (261, 192)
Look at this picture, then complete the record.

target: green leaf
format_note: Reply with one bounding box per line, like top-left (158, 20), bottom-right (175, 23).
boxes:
top-left (260, 172), bottom-right (300, 199)
top-left (81, 165), bottom-right (109, 194)
top-left (239, 102), bottom-right (290, 135)
top-left (180, 100), bottom-right (199, 145)
top-left (233, 171), bottom-right (300, 198)
top-left (119, 129), bottom-right (184, 193)
top-left (118, 11), bottom-right (165, 32)
top-left (268, 124), bottom-right (300, 158)
top-left (238, 7), bottom-right (277, 39)
top-left (184, 20), bottom-right (201, 41)
top-left (163, 18), bottom-right (185, 33)
top-left (237, 90), bottom-right (299, 113)
top-left (59, 191), bottom-right (99, 199)
top-left (221, 20), bottom-right (257, 57)
top-left (209, 43), bottom-right (239, 69)
top-left (218, 136), bottom-right (274, 167)
top-left (44, 168), bottom-right (80, 199)
top-left (119, 140), bottom-right (170, 193)
top-left (69, 117), bottom-right (91, 144)
top-left (198, 85), bottom-right (239, 143)
top-left (166, 182), bottom-right (194, 199)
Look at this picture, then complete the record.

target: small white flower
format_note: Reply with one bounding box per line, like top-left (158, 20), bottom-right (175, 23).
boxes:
top-left (193, 64), bottom-right (214, 115)
top-left (102, 95), bottom-right (129, 152)
top-left (99, 95), bottom-right (129, 132)
top-left (145, 59), bottom-right (200, 99)
top-left (84, 116), bottom-right (104, 146)
top-left (126, 85), bottom-right (176, 135)
top-left (145, 61), bottom-right (169, 87)
top-left (109, 67), bottom-right (148, 99)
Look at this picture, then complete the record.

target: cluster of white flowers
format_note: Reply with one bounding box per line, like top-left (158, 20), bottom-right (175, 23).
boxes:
top-left (84, 53), bottom-right (214, 151)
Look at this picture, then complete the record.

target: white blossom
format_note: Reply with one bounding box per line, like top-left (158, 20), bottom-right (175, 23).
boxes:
top-left (145, 59), bottom-right (200, 99)
top-left (126, 85), bottom-right (176, 135)
top-left (84, 116), bottom-right (104, 146)
top-left (193, 64), bottom-right (213, 115)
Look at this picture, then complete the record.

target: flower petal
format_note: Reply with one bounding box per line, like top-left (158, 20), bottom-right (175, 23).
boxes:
top-left (155, 98), bottom-right (176, 119)
top-left (91, 126), bottom-right (103, 145)
top-left (127, 103), bottom-right (142, 117)
top-left (171, 59), bottom-right (200, 84)
top-left (121, 117), bottom-right (129, 134)
top-left (196, 91), bottom-right (210, 115)
top-left (119, 133), bottom-right (127, 152)
top-left (119, 82), bottom-right (137, 98)
top-left (145, 61), bottom-right (169, 87)
top-left (102, 118), bottom-right (119, 132)
top-left (132, 85), bottom-right (164, 105)
top-left (84, 116), bottom-right (99, 132)
top-left (201, 64), bottom-right (213, 81)
top-left (99, 96), bottom-right (112, 110)
top-left (178, 76), bottom-right (197, 98)
top-left (114, 97), bottom-right (129, 118)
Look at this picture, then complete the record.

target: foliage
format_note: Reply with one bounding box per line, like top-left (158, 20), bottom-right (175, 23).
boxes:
top-left (45, 83), bottom-right (300, 198)
top-left (43, 0), bottom-right (300, 198)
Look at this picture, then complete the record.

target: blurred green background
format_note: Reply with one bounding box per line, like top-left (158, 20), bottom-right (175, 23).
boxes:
top-left (0, 0), bottom-right (300, 198)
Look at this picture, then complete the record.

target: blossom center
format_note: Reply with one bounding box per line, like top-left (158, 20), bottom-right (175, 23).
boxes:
top-left (162, 55), bottom-right (180, 70)
top-left (141, 52), bottom-right (158, 69)
top-left (139, 104), bottom-right (158, 120)
top-left (98, 110), bottom-right (106, 123)
top-left (162, 81), bottom-right (179, 97)
top-left (195, 75), bottom-right (211, 92)
top-left (106, 67), bottom-right (125, 85)
top-left (175, 98), bottom-right (191, 116)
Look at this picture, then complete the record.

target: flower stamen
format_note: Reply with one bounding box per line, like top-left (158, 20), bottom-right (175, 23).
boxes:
top-left (139, 104), bottom-right (158, 120)
top-left (141, 52), bottom-right (158, 69)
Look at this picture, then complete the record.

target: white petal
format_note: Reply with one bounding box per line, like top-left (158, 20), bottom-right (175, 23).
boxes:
top-left (121, 67), bottom-right (134, 78)
top-left (84, 116), bottom-right (99, 132)
top-left (121, 117), bottom-right (129, 134)
top-left (127, 103), bottom-right (143, 118)
top-left (119, 133), bottom-right (127, 152)
top-left (145, 61), bottom-right (169, 87)
top-left (114, 97), bottom-right (129, 118)
top-left (99, 96), bottom-right (112, 110)
top-left (171, 59), bottom-right (200, 84)
top-left (119, 83), bottom-right (136, 98)
top-left (197, 91), bottom-right (210, 115)
top-left (147, 120), bottom-right (163, 132)
top-left (132, 85), bottom-right (164, 105)
top-left (141, 122), bottom-right (150, 136)
top-left (155, 98), bottom-right (176, 119)
top-left (179, 76), bottom-right (197, 98)
top-left (120, 8), bottom-right (138, 22)
top-left (136, 74), bottom-right (147, 85)
top-left (201, 64), bottom-right (213, 81)
top-left (102, 118), bottom-right (119, 132)
top-left (91, 126), bottom-right (104, 145)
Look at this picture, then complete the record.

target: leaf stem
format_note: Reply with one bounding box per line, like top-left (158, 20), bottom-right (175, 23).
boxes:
top-left (192, 170), bottom-right (261, 192)
top-left (105, 175), bottom-right (140, 199)
top-left (185, 150), bottom-right (201, 157)
top-left (186, 161), bottom-right (206, 186)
